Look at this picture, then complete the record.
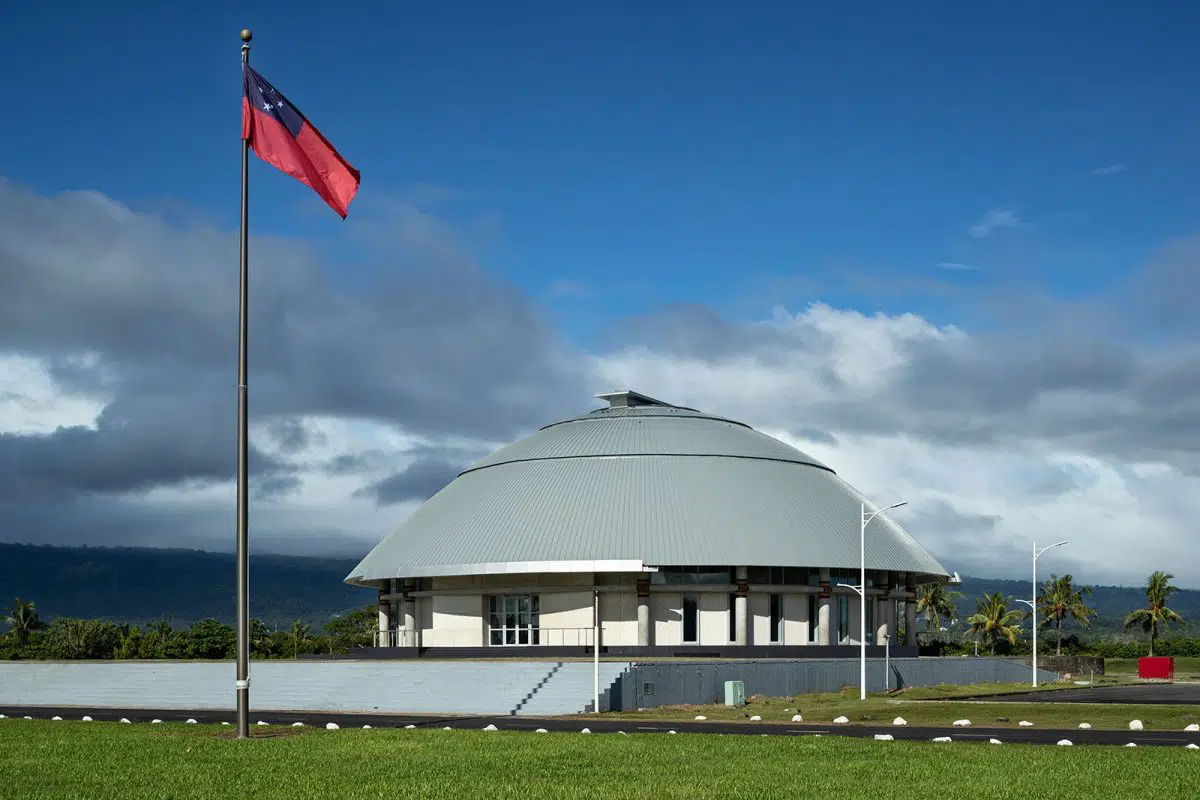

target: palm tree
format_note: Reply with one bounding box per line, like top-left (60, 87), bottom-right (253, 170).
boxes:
top-left (966, 593), bottom-right (1024, 655)
top-left (290, 621), bottom-right (311, 659)
top-left (915, 583), bottom-right (963, 635)
top-left (4, 598), bottom-right (46, 648)
top-left (1124, 571), bottom-right (1184, 656)
top-left (1038, 574), bottom-right (1096, 655)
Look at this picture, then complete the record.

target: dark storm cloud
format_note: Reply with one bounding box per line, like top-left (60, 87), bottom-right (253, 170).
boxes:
top-left (0, 179), bottom-right (593, 510)
top-left (265, 417), bottom-right (320, 455)
top-left (904, 499), bottom-right (1043, 582)
top-left (354, 457), bottom-right (465, 506)
top-left (790, 428), bottom-right (838, 447)
top-left (610, 303), bottom-right (839, 372)
top-left (0, 495), bottom-right (372, 558)
top-left (0, 392), bottom-right (293, 501)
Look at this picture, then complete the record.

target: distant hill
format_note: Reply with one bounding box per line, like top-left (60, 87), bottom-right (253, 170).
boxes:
top-left (0, 543), bottom-right (366, 628)
top-left (944, 576), bottom-right (1197, 638)
top-left (0, 543), bottom-right (1195, 635)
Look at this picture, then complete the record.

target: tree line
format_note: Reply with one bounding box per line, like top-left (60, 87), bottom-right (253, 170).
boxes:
top-left (915, 570), bottom-right (1188, 657)
top-left (1, 602), bottom-right (378, 661)
top-left (2, 570), bottom-right (1191, 660)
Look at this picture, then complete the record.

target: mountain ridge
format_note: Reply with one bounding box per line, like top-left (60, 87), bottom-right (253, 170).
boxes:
top-left (0, 543), bottom-right (1195, 633)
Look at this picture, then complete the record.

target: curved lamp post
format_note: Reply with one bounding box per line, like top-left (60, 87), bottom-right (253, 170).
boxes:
top-left (1013, 540), bottom-right (1069, 688)
top-left (837, 500), bottom-right (907, 701)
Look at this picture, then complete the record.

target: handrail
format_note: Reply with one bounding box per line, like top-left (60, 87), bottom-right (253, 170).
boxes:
top-left (372, 626), bottom-right (597, 647)
top-left (372, 629), bottom-right (419, 648)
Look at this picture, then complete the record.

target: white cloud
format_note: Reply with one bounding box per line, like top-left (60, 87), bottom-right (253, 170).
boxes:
top-left (590, 304), bottom-right (1200, 588)
top-left (968, 208), bottom-right (1021, 238)
top-left (4, 298), bottom-right (1196, 586)
top-left (935, 262), bottom-right (978, 271)
top-left (1090, 164), bottom-right (1126, 176)
top-left (0, 354), bottom-right (107, 435)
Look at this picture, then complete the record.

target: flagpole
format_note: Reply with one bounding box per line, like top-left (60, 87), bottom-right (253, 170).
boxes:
top-left (235, 27), bottom-right (253, 741)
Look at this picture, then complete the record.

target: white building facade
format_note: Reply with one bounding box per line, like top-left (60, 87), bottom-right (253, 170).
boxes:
top-left (374, 566), bottom-right (923, 652)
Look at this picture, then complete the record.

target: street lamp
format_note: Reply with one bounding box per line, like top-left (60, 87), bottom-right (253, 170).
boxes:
top-left (836, 500), bottom-right (907, 701)
top-left (1014, 540), bottom-right (1068, 688)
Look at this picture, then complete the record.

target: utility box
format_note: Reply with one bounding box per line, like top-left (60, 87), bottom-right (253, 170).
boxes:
top-left (724, 680), bottom-right (745, 707)
top-left (1138, 657), bottom-right (1175, 680)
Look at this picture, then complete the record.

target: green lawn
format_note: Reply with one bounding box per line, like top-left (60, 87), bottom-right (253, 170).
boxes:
top-left (601, 685), bottom-right (1200, 731)
top-left (1105, 657), bottom-right (1200, 679)
top-left (0, 720), bottom-right (1196, 800)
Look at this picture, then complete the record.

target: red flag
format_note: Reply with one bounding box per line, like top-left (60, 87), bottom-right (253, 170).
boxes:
top-left (242, 65), bottom-right (360, 218)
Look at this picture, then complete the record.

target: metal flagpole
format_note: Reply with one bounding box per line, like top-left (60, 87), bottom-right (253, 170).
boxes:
top-left (235, 27), bottom-right (253, 740)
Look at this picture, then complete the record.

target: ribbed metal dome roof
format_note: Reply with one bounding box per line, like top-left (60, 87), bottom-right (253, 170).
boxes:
top-left (347, 391), bottom-right (949, 586)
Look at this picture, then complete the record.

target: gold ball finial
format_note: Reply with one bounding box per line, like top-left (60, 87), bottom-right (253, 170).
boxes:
top-left (240, 29), bottom-right (253, 43)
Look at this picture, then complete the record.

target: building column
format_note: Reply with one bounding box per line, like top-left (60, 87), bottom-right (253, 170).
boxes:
top-left (818, 568), bottom-right (833, 645)
top-left (904, 572), bottom-right (918, 646)
top-left (883, 597), bottom-right (899, 645)
top-left (876, 597), bottom-right (890, 646)
top-left (377, 585), bottom-right (393, 647)
top-left (636, 576), bottom-right (651, 647)
top-left (734, 566), bottom-right (749, 646)
top-left (401, 580), bottom-right (417, 648)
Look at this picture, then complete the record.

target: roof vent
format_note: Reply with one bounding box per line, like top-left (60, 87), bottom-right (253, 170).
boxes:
top-left (595, 390), bottom-right (673, 409)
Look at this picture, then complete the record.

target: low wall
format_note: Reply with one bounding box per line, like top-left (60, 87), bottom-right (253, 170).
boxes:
top-left (0, 661), bottom-right (631, 716)
top-left (611, 658), bottom-right (1061, 710)
top-left (1026, 655), bottom-right (1104, 677)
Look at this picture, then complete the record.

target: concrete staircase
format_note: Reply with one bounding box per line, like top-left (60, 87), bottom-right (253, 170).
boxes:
top-left (515, 662), bottom-right (631, 715)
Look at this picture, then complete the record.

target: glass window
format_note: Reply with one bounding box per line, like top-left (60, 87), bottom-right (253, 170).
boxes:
top-left (746, 567), bottom-right (819, 586)
top-left (838, 595), bottom-right (849, 644)
top-left (728, 594), bottom-right (738, 643)
top-left (682, 594), bottom-right (698, 643)
top-left (866, 599), bottom-right (875, 645)
top-left (807, 595), bottom-right (818, 643)
top-left (487, 594), bottom-right (540, 647)
top-left (651, 567), bottom-right (735, 585)
top-left (769, 594), bottom-right (783, 643)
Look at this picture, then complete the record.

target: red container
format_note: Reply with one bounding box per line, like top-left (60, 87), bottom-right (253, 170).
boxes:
top-left (1138, 656), bottom-right (1175, 680)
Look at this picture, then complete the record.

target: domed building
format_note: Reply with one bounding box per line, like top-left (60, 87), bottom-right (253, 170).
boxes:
top-left (347, 390), bottom-right (950, 657)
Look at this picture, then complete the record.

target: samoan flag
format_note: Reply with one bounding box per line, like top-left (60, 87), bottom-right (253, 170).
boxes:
top-left (241, 65), bottom-right (361, 218)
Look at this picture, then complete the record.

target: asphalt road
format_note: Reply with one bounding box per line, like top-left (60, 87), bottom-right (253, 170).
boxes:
top-left (2, 706), bottom-right (1197, 748)
top-left (977, 683), bottom-right (1200, 705)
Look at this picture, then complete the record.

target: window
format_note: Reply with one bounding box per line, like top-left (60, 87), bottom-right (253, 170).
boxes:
top-left (682, 594), bottom-right (698, 643)
top-left (865, 599), bottom-right (875, 645)
top-left (488, 594), bottom-right (539, 646)
top-left (747, 567), bottom-right (819, 586)
top-left (807, 594), bottom-right (818, 643)
top-left (837, 595), bottom-right (849, 644)
top-left (769, 594), bottom-right (783, 643)
top-left (651, 567), bottom-right (734, 585)
top-left (728, 594), bottom-right (738, 643)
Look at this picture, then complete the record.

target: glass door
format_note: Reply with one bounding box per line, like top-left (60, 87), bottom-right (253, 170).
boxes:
top-left (489, 595), bottom-right (540, 646)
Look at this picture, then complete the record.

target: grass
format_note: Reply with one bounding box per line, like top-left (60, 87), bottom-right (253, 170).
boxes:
top-left (602, 685), bottom-right (1200, 731)
top-left (1106, 657), bottom-right (1200, 679)
top-left (0, 719), bottom-right (1196, 800)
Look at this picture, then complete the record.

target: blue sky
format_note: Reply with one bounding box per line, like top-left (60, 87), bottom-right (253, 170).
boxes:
top-left (3, 1), bottom-right (1198, 343)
